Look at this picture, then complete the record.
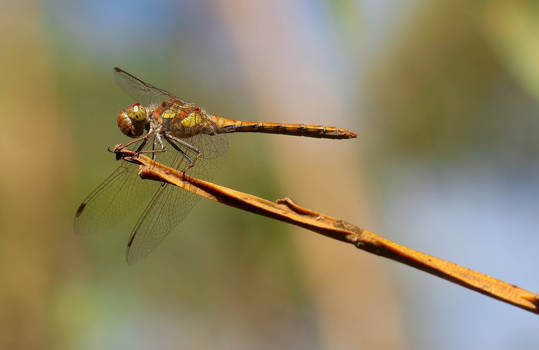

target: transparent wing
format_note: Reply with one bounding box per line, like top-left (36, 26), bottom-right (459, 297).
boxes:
top-left (113, 67), bottom-right (185, 109)
top-left (75, 131), bottom-right (229, 263)
top-left (125, 133), bottom-right (229, 264)
top-left (74, 142), bottom-right (162, 236)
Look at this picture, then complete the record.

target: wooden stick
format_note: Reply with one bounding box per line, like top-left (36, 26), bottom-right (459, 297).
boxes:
top-left (118, 149), bottom-right (539, 315)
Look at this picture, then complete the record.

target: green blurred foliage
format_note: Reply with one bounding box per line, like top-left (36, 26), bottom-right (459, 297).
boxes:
top-left (365, 1), bottom-right (539, 165)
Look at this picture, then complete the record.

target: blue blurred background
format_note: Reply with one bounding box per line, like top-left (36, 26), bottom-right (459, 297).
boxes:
top-left (1, 0), bottom-right (539, 349)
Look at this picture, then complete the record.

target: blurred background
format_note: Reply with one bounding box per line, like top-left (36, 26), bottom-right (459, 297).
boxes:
top-left (1, 0), bottom-right (538, 349)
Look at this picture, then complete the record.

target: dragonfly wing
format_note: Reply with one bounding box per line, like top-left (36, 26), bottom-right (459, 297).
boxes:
top-left (186, 132), bottom-right (229, 160)
top-left (74, 143), bottom-right (161, 236)
top-left (125, 180), bottom-right (200, 264)
top-left (113, 67), bottom-right (185, 109)
top-left (125, 133), bottom-right (229, 264)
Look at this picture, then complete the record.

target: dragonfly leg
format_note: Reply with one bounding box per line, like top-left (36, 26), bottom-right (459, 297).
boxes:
top-left (155, 131), bottom-right (165, 151)
top-left (150, 137), bottom-right (157, 161)
top-left (185, 151), bottom-right (202, 172)
top-left (135, 138), bottom-right (148, 153)
top-left (137, 148), bottom-right (166, 157)
top-left (115, 132), bottom-right (153, 152)
top-left (109, 134), bottom-right (151, 161)
top-left (164, 135), bottom-right (194, 172)
top-left (164, 132), bottom-right (201, 172)
top-left (136, 132), bottom-right (167, 160)
top-left (164, 132), bottom-right (201, 154)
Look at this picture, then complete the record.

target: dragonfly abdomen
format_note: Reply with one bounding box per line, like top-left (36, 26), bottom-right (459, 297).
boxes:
top-left (209, 116), bottom-right (357, 139)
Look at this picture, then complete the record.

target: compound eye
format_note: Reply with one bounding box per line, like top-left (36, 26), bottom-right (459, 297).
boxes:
top-left (128, 103), bottom-right (146, 122)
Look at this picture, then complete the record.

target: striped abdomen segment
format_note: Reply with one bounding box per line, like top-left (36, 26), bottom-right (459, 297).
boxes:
top-left (208, 115), bottom-right (357, 139)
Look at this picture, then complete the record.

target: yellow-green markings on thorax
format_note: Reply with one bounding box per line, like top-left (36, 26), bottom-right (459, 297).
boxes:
top-left (161, 103), bottom-right (206, 128)
top-left (180, 111), bottom-right (203, 127)
top-left (161, 109), bottom-right (177, 120)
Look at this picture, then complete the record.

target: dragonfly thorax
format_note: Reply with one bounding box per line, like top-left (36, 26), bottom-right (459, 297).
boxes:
top-left (154, 102), bottom-right (217, 138)
top-left (117, 103), bottom-right (149, 138)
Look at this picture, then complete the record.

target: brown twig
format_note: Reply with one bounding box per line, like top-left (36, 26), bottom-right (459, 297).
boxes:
top-left (118, 149), bottom-right (539, 315)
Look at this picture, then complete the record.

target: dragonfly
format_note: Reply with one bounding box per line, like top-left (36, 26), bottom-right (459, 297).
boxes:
top-left (74, 67), bottom-right (357, 264)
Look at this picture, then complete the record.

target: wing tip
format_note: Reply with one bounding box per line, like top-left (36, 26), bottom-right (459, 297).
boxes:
top-left (125, 230), bottom-right (137, 265)
top-left (127, 230), bottom-right (137, 247)
top-left (75, 202), bottom-right (87, 219)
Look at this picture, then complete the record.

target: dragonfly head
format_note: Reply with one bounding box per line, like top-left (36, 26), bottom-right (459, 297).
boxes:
top-left (117, 103), bottom-right (148, 137)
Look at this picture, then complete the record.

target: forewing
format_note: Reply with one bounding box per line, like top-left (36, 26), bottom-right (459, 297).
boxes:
top-left (125, 133), bottom-right (229, 264)
top-left (74, 144), bottom-right (161, 236)
top-left (113, 67), bottom-right (185, 108)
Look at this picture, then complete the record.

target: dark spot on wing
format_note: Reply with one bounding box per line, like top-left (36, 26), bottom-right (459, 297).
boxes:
top-left (127, 230), bottom-right (137, 247)
top-left (75, 203), bottom-right (87, 218)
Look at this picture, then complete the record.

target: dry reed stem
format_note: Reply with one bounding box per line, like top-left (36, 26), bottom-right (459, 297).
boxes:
top-left (118, 149), bottom-right (539, 315)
